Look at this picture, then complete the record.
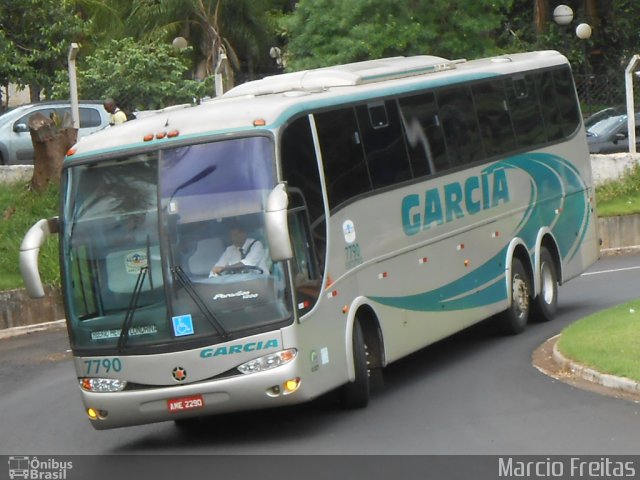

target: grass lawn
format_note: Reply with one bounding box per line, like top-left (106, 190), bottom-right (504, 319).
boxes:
top-left (0, 182), bottom-right (60, 291)
top-left (557, 300), bottom-right (640, 383)
top-left (595, 164), bottom-right (640, 217)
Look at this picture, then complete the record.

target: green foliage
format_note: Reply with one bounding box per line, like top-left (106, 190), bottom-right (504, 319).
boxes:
top-left (595, 164), bottom-right (640, 217)
top-left (282, 0), bottom-right (513, 70)
top-left (0, 0), bottom-right (89, 97)
top-left (51, 38), bottom-right (208, 110)
top-left (558, 299), bottom-right (640, 382)
top-left (0, 183), bottom-right (60, 291)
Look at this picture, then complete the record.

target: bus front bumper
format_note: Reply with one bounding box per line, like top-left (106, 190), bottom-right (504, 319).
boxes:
top-left (80, 361), bottom-right (309, 430)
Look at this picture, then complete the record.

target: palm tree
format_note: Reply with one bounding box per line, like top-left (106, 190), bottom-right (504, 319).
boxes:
top-left (126, 0), bottom-right (278, 90)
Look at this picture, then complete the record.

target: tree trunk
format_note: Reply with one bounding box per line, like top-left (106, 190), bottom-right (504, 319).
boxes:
top-left (534, 0), bottom-right (548, 34)
top-left (28, 112), bottom-right (77, 192)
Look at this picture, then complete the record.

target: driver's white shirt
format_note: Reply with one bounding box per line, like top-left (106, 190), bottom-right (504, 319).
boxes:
top-left (214, 237), bottom-right (269, 274)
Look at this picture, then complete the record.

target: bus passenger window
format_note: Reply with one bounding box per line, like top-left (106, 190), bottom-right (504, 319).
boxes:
top-left (472, 80), bottom-right (517, 158)
top-left (553, 67), bottom-right (581, 137)
top-left (356, 100), bottom-right (411, 189)
top-left (315, 108), bottom-right (371, 209)
top-left (507, 75), bottom-right (546, 147)
top-left (437, 86), bottom-right (484, 167)
top-left (537, 71), bottom-right (564, 141)
top-left (399, 92), bottom-right (448, 177)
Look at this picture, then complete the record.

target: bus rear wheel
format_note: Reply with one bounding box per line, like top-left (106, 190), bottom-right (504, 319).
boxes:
top-left (340, 319), bottom-right (370, 409)
top-left (499, 257), bottom-right (531, 335)
top-left (533, 247), bottom-right (558, 322)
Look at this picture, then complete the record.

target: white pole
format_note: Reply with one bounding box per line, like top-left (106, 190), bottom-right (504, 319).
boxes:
top-left (68, 43), bottom-right (80, 129)
top-left (624, 55), bottom-right (639, 154)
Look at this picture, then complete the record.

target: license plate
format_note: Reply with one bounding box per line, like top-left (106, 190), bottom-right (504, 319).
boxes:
top-left (167, 394), bottom-right (205, 413)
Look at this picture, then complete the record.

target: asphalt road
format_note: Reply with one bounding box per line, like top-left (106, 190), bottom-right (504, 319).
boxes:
top-left (1, 254), bottom-right (639, 455)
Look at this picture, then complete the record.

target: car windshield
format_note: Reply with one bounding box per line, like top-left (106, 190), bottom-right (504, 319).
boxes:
top-left (61, 136), bottom-right (293, 353)
top-left (586, 114), bottom-right (627, 137)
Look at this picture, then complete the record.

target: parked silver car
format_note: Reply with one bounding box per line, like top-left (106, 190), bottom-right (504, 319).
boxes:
top-left (0, 101), bottom-right (110, 165)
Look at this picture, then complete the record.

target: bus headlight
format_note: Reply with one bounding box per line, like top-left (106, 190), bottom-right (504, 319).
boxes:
top-left (80, 378), bottom-right (127, 393)
top-left (237, 349), bottom-right (297, 374)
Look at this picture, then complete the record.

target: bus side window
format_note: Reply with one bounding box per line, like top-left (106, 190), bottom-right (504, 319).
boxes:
top-left (537, 71), bottom-right (564, 141)
top-left (472, 80), bottom-right (517, 158)
top-left (507, 74), bottom-right (546, 147)
top-left (280, 116), bottom-right (326, 278)
top-left (315, 107), bottom-right (371, 209)
top-left (553, 67), bottom-right (581, 137)
top-left (436, 86), bottom-right (484, 167)
top-left (356, 100), bottom-right (411, 189)
top-left (398, 92), bottom-right (448, 177)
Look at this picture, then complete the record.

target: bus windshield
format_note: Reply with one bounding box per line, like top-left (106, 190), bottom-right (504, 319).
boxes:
top-left (61, 135), bottom-right (293, 353)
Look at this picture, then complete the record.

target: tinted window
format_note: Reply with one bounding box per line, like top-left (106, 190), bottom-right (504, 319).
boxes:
top-left (315, 108), bottom-right (371, 209)
top-left (537, 71), bottom-right (565, 141)
top-left (356, 100), bottom-right (411, 189)
top-left (281, 116), bottom-right (324, 226)
top-left (553, 68), bottom-right (581, 137)
top-left (506, 75), bottom-right (547, 147)
top-left (78, 107), bottom-right (103, 128)
top-left (437, 86), bottom-right (484, 167)
top-left (472, 80), bottom-right (517, 157)
top-left (398, 92), bottom-right (447, 176)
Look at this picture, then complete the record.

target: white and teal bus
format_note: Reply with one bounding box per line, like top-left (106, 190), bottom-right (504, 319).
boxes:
top-left (21, 51), bottom-right (599, 429)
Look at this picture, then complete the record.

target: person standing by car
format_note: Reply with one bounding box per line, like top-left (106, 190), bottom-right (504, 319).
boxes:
top-left (103, 98), bottom-right (127, 125)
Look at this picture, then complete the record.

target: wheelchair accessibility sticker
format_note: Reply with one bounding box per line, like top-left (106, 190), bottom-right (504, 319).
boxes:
top-left (172, 314), bottom-right (195, 337)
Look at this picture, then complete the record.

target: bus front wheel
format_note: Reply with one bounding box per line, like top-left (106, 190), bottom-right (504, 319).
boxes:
top-left (341, 319), bottom-right (370, 409)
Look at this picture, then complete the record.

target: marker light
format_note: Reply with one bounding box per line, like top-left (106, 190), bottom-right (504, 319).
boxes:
top-left (167, 130), bottom-right (180, 138)
top-left (253, 119), bottom-right (266, 127)
top-left (237, 349), bottom-right (297, 374)
top-left (143, 134), bottom-right (154, 142)
top-left (87, 408), bottom-right (108, 420)
top-left (66, 147), bottom-right (77, 156)
top-left (283, 377), bottom-right (301, 394)
top-left (80, 378), bottom-right (127, 393)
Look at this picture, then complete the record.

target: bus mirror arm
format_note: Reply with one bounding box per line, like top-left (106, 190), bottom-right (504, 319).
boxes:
top-left (265, 183), bottom-right (293, 261)
top-left (19, 217), bottom-right (59, 299)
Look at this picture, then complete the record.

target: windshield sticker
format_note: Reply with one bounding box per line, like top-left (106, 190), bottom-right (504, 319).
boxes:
top-left (213, 290), bottom-right (259, 300)
top-left (91, 324), bottom-right (158, 340)
top-left (343, 220), bottom-right (356, 244)
top-left (172, 314), bottom-right (195, 337)
top-left (124, 251), bottom-right (148, 273)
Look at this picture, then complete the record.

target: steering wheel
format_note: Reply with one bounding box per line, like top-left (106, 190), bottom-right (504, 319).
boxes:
top-left (220, 264), bottom-right (264, 275)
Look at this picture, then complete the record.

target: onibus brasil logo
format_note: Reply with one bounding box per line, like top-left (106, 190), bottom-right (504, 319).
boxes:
top-left (8, 456), bottom-right (73, 480)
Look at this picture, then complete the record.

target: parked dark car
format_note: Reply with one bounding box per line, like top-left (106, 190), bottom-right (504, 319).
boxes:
top-left (586, 110), bottom-right (640, 154)
top-left (0, 101), bottom-right (110, 165)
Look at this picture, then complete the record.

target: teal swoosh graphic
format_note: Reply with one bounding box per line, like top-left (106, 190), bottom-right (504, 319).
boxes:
top-left (370, 153), bottom-right (590, 312)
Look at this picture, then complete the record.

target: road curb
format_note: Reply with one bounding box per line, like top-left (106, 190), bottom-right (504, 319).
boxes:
top-left (551, 334), bottom-right (640, 396)
top-left (0, 318), bottom-right (65, 340)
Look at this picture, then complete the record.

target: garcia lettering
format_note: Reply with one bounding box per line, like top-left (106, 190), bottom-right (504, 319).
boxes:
top-left (402, 169), bottom-right (510, 236)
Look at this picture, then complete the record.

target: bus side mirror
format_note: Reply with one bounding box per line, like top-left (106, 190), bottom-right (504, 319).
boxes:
top-left (19, 217), bottom-right (59, 298)
top-left (265, 183), bottom-right (293, 261)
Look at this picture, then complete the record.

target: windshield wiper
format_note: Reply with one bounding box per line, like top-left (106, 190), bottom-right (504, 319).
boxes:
top-left (171, 266), bottom-right (230, 339)
top-left (117, 266), bottom-right (148, 352)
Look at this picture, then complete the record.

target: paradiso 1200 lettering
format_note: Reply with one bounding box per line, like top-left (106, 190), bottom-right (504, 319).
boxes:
top-left (200, 339), bottom-right (279, 358)
top-left (401, 168), bottom-right (510, 236)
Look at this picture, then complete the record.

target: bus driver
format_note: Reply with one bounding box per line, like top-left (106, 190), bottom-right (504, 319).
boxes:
top-left (209, 223), bottom-right (269, 276)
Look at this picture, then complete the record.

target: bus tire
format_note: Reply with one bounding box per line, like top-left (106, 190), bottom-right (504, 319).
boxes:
top-left (499, 257), bottom-right (531, 335)
top-left (340, 319), bottom-right (370, 409)
top-left (533, 247), bottom-right (558, 322)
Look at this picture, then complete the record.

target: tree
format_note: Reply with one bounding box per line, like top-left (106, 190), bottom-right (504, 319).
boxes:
top-left (282, 0), bottom-right (513, 71)
top-left (125, 0), bottom-right (284, 91)
top-left (51, 38), bottom-right (206, 110)
top-left (0, 0), bottom-right (89, 101)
